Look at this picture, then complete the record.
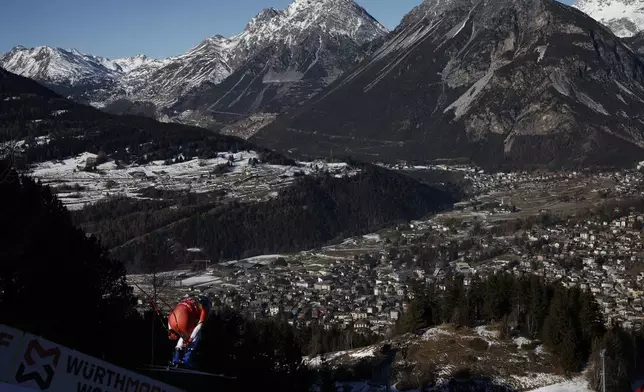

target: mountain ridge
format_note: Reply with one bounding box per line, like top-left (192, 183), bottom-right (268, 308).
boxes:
top-left (0, 0), bottom-right (388, 120)
top-left (251, 0), bottom-right (644, 169)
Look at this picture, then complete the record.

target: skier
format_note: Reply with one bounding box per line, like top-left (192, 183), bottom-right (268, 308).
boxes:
top-left (167, 294), bottom-right (212, 368)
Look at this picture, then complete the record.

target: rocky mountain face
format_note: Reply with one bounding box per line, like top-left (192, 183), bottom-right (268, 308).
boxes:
top-left (572, 0), bottom-right (644, 37)
top-left (166, 0), bottom-right (389, 129)
top-left (252, 0), bottom-right (644, 169)
top-left (625, 30), bottom-right (644, 54)
top-left (1, 0), bottom-right (387, 124)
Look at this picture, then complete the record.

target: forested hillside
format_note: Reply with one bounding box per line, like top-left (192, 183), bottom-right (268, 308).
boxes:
top-left (73, 164), bottom-right (455, 272)
top-left (0, 159), bottom-right (312, 391)
top-left (0, 67), bottom-right (290, 167)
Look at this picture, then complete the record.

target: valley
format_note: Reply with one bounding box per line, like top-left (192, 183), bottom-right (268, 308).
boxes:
top-left (121, 162), bottom-right (644, 391)
top-left (3, 0), bottom-right (644, 391)
top-left (125, 163), bottom-right (644, 330)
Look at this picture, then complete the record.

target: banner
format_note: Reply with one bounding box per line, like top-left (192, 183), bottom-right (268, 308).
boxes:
top-left (0, 324), bottom-right (184, 392)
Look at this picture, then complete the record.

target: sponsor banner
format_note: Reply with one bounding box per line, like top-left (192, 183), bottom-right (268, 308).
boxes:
top-left (0, 325), bottom-right (26, 385)
top-left (0, 324), bottom-right (184, 392)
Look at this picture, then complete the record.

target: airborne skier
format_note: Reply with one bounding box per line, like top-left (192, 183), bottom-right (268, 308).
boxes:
top-left (167, 295), bottom-right (212, 369)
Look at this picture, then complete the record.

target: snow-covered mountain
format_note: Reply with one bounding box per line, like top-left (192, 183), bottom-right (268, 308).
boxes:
top-left (0, 46), bottom-right (167, 104)
top-left (0, 0), bottom-right (387, 122)
top-left (226, 0), bottom-right (387, 66)
top-left (167, 0), bottom-right (388, 129)
top-left (252, 0), bottom-right (644, 169)
top-left (0, 46), bottom-right (116, 85)
top-left (572, 0), bottom-right (644, 37)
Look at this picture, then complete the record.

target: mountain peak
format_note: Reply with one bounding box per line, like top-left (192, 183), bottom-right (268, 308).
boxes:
top-left (573, 0), bottom-right (644, 36)
top-left (234, 0), bottom-right (387, 49)
top-left (252, 0), bottom-right (644, 168)
top-left (256, 7), bottom-right (282, 19)
top-left (1, 0), bottom-right (389, 119)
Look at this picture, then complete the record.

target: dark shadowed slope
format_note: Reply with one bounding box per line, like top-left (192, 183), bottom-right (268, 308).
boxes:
top-left (253, 0), bottom-right (644, 169)
top-left (0, 67), bottom-right (280, 165)
top-left (625, 30), bottom-right (644, 56)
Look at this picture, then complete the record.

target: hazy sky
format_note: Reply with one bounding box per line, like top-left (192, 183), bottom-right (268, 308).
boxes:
top-left (0, 0), bottom-right (575, 59)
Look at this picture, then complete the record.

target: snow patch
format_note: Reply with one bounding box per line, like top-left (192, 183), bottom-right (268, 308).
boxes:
top-left (474, 325), bottom-right (500, 345)
top-left (550, 70), bottom-right (572, 97)
top-left (349, 346), bottom-right (376, 358)
top-left (362, 234), bottom-right (381, 242)
top-left (511, 373), bottom-right (570, 390)
top-left (305, 350), bottom-right (349, 367)
top-left (444, 66), bottom-right (496, 118)
top-left (423, 326), bottom-right (453, 340)
top-left (616, 94), bottom-right (627, 104)
top-left (615, 80), bottom-right (644, 103)
top-left (576, 91), bottom-right (609, 115)
top-left (535, 45), bottom-right (548, 62)
top-left (180, 275), bottom-right (222, 287)
top-left (526, 375), bottom-right (592, 392)
top-left (513, 336), bottom-right (532, 348)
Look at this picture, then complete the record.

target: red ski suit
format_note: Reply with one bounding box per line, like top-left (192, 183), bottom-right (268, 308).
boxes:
top-left (167, 297), bottom-right (208, 347)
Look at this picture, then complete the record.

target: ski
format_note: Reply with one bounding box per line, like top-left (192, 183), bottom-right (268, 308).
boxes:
top-left (139, 365), bottom-right (236, 379)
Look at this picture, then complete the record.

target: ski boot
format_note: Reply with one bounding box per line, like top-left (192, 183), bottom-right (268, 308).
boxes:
top-left (181, 348), bottom-right (196, 369)
top-left (169, 349), bottom-right (183, 369)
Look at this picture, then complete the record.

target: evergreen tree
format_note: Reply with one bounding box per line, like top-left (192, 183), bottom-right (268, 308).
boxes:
top-left (577, 288), bottom-right (606, 357)
top-left (543, 287), bottom-right (583, 373)
top-left (588, 326), bottom-right (636, 392)
top-left (196, 308), bottom-right (310, 392)
top-left (397, 283), bottom-right (432, 333)
top-left (0, 160), bottom-right (140, 366)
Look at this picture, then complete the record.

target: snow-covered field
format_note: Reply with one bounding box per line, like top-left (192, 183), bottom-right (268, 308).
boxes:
top-left (220, 254), bottom-right (286, 268)
top-left (27, 151), bottom-right (358, 210)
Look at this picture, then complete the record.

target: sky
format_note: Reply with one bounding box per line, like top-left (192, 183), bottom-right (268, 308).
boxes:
top-left (0, 0), bottom-right (574, 60)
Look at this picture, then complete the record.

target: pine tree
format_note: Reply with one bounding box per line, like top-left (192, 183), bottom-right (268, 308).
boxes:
top-left (577, 289), bottom-right (606, 357)
top-left (543, 288), bottom-right (583, 373)
top-left (398, 283), bottom-right (433, 333)
top-left (0, 160), bottom-right (138, 365)
top-left (588, 326), bottom-right (636, 392)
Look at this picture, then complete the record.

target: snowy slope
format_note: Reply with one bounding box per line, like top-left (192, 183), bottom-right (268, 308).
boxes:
top-left (109, 54), bottom-right (167, 73)
top-left (0, 46), bottom-right (119, 85)
top-left (0, 46), bottom-right (168, 105)
top-left (573, 0), bottom-right (644, 36)
top-left (121, 36), bottom-right (236, 108)
top-left (166, 0), bottom-right (388, 129)
top-left (137, 0), bottom-right (389, 114)
top-left (227, 0), bottom-right (387, 66)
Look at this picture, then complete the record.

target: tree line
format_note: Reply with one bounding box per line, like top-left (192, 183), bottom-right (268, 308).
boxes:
top-left (0, 159), bottom-right (311, 391)
top-left (104, 165), bottom-right (454, 272)
top-left (398, 272), bottom-right (644, 389)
